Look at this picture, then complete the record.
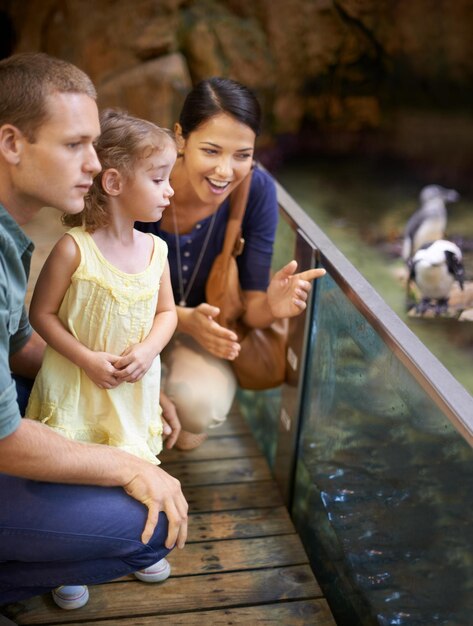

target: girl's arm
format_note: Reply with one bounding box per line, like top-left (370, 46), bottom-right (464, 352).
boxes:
top-left (114, 260), bottom-right (177, 382)
top-left (30, 234), bottom-right (120, 388)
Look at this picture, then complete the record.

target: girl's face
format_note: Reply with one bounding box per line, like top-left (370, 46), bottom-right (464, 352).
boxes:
top-left (177, 112), bottom-right (256, 208)
top-left (120, 141), bottom-right (176, 222)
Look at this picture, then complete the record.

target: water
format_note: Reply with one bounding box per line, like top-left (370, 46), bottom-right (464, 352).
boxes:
top-left (276, 155), bottom-right (473, 396)
top-left (292, 271), bottom-right (473, 625)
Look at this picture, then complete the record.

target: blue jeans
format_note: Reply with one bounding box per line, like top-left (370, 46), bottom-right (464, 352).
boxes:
top-left (0, 377), bottom-right (171, 604)
top-left (12, 374), bottom-right (33, 418)
top-left (0, 475), bottom-right (170, 604)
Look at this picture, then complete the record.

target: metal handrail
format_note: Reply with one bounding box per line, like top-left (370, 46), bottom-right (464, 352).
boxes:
top-left (274, 179), bottom-right (473, 446)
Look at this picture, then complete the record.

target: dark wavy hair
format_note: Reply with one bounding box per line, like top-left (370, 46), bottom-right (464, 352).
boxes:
top-left (179, 77), bottom-right (261, 138)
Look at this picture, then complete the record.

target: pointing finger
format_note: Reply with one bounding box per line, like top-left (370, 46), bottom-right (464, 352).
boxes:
top-left (296, 268), bottom-right (326, 282)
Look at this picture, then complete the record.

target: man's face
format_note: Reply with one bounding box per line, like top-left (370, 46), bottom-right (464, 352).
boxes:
top-left (13, 91), bottom-right (101, 215)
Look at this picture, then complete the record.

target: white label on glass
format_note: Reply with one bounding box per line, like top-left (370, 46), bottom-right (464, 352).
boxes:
top-left (280, 407), bottom-right (291, 432)
top-left (287, 347), bottom-right (298, 371)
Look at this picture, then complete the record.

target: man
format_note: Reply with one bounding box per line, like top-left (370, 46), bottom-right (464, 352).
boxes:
top-left (0, 53), bottom-right (187, 610)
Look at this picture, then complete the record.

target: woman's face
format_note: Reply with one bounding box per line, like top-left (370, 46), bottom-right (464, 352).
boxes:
top-left (177, 112), bottom-right (256, 208)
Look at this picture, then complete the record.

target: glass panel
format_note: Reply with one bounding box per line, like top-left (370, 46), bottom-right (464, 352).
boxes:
top-left (237, 213), bottom-right (295, 467)
top-left (293, 270), bottom-right (473, 626)
top-left (237, 387), bottom-right (282, 468)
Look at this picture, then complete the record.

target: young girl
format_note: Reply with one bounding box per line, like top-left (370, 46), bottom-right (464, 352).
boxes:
top-left (26, 108), bottom-right (177, 463)
top-left (25, 109), bottom-right (178, 600)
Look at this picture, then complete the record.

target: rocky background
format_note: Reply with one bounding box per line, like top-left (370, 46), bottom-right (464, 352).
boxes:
top-left (1, 0), bottom-right (473, 186)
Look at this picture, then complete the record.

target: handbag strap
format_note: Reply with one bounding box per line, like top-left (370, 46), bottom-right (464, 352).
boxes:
top-left (220, 165), bottom-right (254, 259)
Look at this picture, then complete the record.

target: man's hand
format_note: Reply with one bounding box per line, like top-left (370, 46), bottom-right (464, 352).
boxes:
top-left (123, 464), bottom-right (188, 548)
top-left (0, 420), bottom-right (188, 550)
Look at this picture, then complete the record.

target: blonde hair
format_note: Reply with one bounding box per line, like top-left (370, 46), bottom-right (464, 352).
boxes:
top-left (0, 52), bottom-right (96, 141)
top-left (63, 109), bottom-right (175, 232)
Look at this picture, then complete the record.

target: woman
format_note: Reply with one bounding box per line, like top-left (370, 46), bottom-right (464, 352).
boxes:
top-left (137, 77), bottom-right (325, 449)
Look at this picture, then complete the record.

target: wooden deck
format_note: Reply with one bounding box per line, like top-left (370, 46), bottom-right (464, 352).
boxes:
top-left (3, 207), bottom-right (336, 625)
top-left (4, 409), bottom-right (336, 625)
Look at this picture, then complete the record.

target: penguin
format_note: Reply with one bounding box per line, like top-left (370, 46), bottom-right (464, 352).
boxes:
top-left (402, 185), bottom-right (460, 261)
top-left (409, 239), bottom-right (464, 315)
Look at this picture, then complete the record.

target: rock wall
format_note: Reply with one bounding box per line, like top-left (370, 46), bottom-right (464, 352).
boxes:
top-left (2, 0), bottom-right (473, 182)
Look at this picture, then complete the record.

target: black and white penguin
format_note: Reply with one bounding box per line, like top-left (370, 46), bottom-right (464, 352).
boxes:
top-left (402, 185), bottom-right (460, 261)
top-left (409, 239), bottom-right (464, 315)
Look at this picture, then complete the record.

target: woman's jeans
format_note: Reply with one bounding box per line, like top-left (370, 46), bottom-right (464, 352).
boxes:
top-left (0, 377), bottom-right (171, 604)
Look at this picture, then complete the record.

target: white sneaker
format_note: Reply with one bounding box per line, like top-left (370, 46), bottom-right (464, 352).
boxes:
top-left (51, 585), bottom-right (89, 610)
top-left (134, 557), bottom-right (171, 583)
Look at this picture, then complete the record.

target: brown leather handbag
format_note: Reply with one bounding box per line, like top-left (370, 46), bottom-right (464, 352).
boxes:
top-left (205, 168), bottom-right (287, 390)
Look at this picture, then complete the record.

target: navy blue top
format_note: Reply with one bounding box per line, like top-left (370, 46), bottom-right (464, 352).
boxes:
top-left (136, 166), bottom-right (278, 308)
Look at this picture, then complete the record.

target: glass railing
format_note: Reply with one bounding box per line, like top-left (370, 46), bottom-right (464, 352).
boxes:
top-left (239, 175), bottom-right (473, 626)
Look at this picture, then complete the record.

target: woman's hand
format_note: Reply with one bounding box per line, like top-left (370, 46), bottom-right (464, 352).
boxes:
top-left (179, 303), bottom-right (240, 360)
top-left (268, 260), bottom-right (326, 318)
top-left (160, 391), bottom-right (181, 449)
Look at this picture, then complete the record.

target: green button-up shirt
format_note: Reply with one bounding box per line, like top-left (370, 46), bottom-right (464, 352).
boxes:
top-left (0, 203), bottom-right (34, 438)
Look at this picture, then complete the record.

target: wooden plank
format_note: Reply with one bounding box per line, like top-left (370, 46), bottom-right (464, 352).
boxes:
top-left (207, 412), bottom-right (250, 437)
top-left (119, 533), bottom-right (311, 581)
top-left (187, 507), bottom-right (294, 542)
top-left (160, 434), bottom-right (261, 463)
top-left (183, 481), bottom-right (283, 512)
top-left (163, 456), bottom-right (271, 486)
top-left (11, 179), bottom-right (337, 626)
top-left (164, 534), bottom-right (311, 576)
top-left (8, 565), bottom-right (321, 624)
top-left (61, 599), bottom-right (337, 625)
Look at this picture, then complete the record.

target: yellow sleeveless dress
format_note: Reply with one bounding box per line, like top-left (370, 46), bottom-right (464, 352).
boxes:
top-left (26, 227), bottom-right (167, 464)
